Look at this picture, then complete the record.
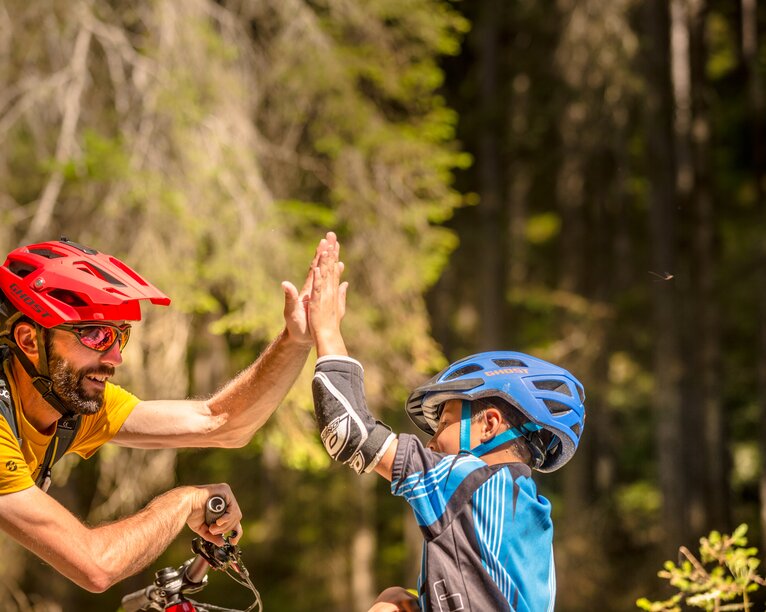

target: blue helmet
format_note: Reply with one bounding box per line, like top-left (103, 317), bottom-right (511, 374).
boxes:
top-left (405, 351), bottom-right (586, 472)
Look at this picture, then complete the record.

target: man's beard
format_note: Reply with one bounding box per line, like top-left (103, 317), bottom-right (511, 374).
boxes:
top-left (45, 339), bottom-right (114, 416)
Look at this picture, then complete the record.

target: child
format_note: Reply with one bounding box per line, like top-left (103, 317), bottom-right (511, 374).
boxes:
top-left (309, 247), bottom-right (586, 612)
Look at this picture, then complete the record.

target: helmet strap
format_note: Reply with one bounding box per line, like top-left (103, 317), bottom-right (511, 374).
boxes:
top-left (460, 399), bottom-right (543, 458)
top-left (459, 399), bottom-right (472, 451)
top-left (0, 324), bottom-right (75, 418)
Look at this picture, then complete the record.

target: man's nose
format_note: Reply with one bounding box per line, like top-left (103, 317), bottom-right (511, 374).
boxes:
top-left (100, 341), bottom-right (123, 366)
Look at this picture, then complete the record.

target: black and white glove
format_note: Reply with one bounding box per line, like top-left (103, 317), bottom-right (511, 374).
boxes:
top-left (312, 356), bottom-right (396, 474)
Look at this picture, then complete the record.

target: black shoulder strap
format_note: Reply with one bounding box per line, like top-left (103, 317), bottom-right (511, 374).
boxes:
top-left (36, 415), bottom-right (81, 491)
top-left (0, 349), bottom-right (21, 445)
top-left (0, 347), bottom-right (81, 491)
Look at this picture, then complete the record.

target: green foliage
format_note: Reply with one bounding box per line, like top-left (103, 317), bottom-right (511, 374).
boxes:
top-left (637, 525), bottom-right (766, 611)
top-left (1, 0), bottom-right (467, 608)
top-left (525, 212), bottom-right (561, 245)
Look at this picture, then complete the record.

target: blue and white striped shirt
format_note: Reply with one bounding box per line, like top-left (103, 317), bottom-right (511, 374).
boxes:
top-left (392, 433), bottom-right (555, 612)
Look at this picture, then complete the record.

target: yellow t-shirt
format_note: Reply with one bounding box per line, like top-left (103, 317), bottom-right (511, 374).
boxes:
top-left (0, 363), bottom-right (140, 494)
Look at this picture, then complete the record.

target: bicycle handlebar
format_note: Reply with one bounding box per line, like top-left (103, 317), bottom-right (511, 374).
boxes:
top-left (120, 495), bottom-right (228, 612)
top-left (121, 586), bottom-right (156, 612)
top-left (204, 496), bottom-right (227, 527)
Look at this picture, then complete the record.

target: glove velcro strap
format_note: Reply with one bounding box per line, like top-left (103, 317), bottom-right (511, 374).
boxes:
top-left (356, 423), bottom-right (396, 474)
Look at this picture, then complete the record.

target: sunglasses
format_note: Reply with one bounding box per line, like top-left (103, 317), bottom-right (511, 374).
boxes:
top-left (56, 322), bottom-right (132, 353)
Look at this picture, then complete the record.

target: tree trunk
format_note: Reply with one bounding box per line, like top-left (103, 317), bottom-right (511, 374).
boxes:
top-left (557, 121), bottom-right (589, 516)
top-left (671, 0), bottom-right (709, 539)
top-left (477, 0), bottom-right (506, 349)
top-left (643, 0), bottom-right (688, 550)
top-left (688, 0), bottom-right (727, 534)
top-left (351, 475), bottom-right (376, 611)
top-left (742, 0), bottom-right (766, 553)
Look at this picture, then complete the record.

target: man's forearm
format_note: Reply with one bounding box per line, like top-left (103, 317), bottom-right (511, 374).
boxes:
top-left (83, 487), bottom-right (195, 590)
top-left (206, 328), bottom-right (312, 446)
top-left (3, 486), bottom-right (197, 593)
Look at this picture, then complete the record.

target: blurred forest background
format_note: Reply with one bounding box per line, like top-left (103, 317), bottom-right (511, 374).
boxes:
top-left (0, 0), bottom-right (765, 610)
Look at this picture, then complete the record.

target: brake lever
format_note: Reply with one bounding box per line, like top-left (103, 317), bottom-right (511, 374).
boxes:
top-left (191, 536), bottom-right (242, 571)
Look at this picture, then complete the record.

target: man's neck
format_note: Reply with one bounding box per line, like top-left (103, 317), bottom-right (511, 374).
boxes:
top-left (9, 356), bottom-right (62, 434)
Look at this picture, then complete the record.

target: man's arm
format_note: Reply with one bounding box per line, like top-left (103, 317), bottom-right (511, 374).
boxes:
top-left (0, 482), bottom-right (242, 593)
top-left (114, 328), bottom-right (310, 449)
top-left (113, 233), bottom-right (339, 450)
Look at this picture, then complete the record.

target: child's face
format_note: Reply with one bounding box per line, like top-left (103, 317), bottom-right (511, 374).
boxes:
top-left (427, 399), bottom-right (480, 454)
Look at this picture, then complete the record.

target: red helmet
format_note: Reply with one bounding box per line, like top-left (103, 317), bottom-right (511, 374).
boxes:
top-left (0, 238), bottom-right (170, 328)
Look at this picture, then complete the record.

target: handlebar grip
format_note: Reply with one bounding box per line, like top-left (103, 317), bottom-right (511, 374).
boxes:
top-left (205, 495), bottom-right (227, 526)
top-left (121, 586), bottom-right (155, 612)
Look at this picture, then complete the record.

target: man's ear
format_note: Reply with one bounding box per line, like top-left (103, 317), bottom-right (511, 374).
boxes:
top-left (481, 407), bottom-right (505, 440)
top-left (13, 322), bottom-right (41, 366)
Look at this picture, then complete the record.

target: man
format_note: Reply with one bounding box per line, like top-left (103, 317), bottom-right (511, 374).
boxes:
top-left (0, 233), bottom-right (336, 592)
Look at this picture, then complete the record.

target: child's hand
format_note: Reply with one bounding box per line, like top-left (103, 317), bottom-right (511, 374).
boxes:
top-left (368, 586), bottom-right (420, 612)
top-left (282, 231), bottom-right (338, 346)
top-left (308, 236), bottom-right (348, 356)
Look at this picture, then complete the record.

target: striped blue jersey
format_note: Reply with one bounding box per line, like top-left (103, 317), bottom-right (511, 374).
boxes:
top-left (392, 433), bottom-right (556, 612)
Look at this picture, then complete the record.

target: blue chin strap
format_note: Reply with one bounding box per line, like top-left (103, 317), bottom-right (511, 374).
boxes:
top-left (459, 400), bottom-right (543, 457)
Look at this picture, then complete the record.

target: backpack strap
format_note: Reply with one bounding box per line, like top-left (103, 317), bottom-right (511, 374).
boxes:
top-left (36, 415), bottom-right (81, 491)
top-left (0, 349), bottom-right (21, 446)
top-left (0, 347), bottom-right (80, 491)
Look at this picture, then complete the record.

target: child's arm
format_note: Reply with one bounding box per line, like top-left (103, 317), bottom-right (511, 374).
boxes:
top-left (309, 242), bottom-right (398, 479)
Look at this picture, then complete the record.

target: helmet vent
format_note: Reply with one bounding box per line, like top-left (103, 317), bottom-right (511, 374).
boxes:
top-left (8, 262), bottom-right (36, 278)
top-left (28, 248), bottom-right (63, 259)
top-left (543, 399), bottom-right (571, 415)
top-left (534, 379), bottom-right (573, 397)
top-left (48, 289), bottom-right (89, 307)
top-left (76, 263), bottom-right (126, 287)
top-left (576, 384), bottom-right (585, 403)
top-left (443, 364), bottom-right (483, 381)
top-left (492, 358), bottom-right (527, 367)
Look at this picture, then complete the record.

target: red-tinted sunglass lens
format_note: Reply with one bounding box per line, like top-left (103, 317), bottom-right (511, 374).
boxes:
top-left (78, 326), bottom-right (118, 351)
top-left (77, 326), bottom-right (129, 352)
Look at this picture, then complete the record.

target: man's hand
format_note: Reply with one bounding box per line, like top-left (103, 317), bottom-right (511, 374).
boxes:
top-left (282, 231), bottom-right (343, 346)
top-left (116, 232), bottom-right (348, 450)
top-left (184, 483), bottom-right (243, 546)
top-left (308, 239), bottom-right (348, 357)
top-left (0, 482), bottom-right (245, 592)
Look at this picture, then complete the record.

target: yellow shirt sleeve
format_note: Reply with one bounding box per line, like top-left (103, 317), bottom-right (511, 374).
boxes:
top-left (69, 383), bottom-right (141, 459)
top-left (0, 416), bottom-right (36, 494)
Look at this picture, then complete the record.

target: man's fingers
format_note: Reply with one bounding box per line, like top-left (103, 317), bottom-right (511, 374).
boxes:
top-left (229, 522), bottom-right (243, 544)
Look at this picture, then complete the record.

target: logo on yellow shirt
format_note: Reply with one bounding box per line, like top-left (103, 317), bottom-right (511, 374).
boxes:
top-left (5, 460), bottom-right (17, 472)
